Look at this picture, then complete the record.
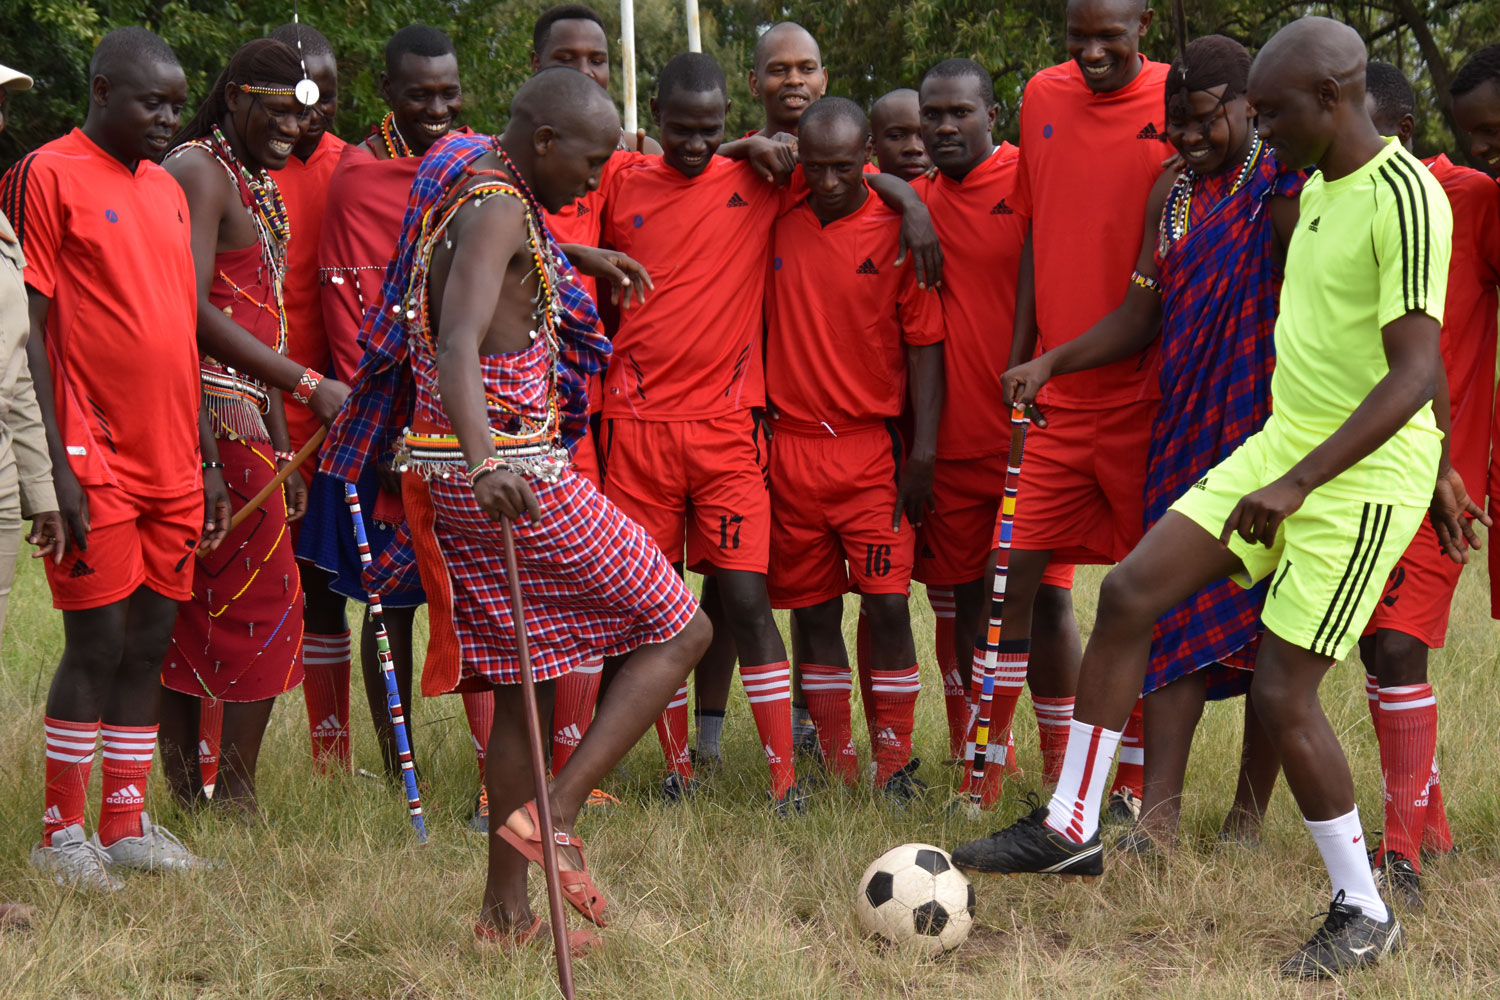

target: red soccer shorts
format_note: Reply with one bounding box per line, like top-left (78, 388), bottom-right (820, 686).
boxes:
top-left (572, 425), bottom-right (602, 488)
top-left (44, 482), bottom-right (201, 610)
top-left (1362, 517), bottom-right (1463, 649)
top-left (767, 424), bottom-right (913, 608)
top-left (1010, 399), bottom-right (1155, 565)
top-left (601, 410), bottom-right (771, 575)
top-left (915, 453), bottom-right (1074, 589)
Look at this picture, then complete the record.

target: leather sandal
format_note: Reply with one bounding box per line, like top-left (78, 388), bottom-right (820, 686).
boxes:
top-left (497, 800), bottom-right (609, 927)
top-left (474, 915), bottom-right (601, 954)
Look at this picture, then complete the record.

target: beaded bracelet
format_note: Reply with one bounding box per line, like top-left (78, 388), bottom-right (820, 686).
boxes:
top-left (1129, 269), bottom-right (1162, 294)
top-left (467, 456), bottom-right (505, 486)
top-left (203, 461), bottom-right (226, 471)
top-left (291, 368), bottom-right (323, 406)
top-left (274, 450), bottom-right (297, 462)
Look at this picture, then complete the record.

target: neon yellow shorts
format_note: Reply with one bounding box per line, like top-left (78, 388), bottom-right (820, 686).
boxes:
top-left (1170, 432), bottom-right (1427, 661)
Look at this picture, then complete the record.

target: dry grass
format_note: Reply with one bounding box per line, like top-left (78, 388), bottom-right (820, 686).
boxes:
top-left (1, 551), bottom-right (1498, 999)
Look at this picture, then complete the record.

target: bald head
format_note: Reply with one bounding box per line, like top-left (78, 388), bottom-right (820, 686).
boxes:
top-left (871, 88), bottom-right (929, 180)
top-left (750, 21), bottom-right (825, 134)
top-left (504, 66), bottom-right (621, 212)
top-left (1065, 0), bottom-right (1146, 17)
top-left (1247, 17), bottom-right (1382, 171)
top-left (754, 22), bottom-right (820, 73)
top-left (512, 64), bottom-right (618, 135)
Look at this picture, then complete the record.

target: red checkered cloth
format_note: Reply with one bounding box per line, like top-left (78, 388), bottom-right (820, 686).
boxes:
top-left (426, 469), bottom-right (698, 685)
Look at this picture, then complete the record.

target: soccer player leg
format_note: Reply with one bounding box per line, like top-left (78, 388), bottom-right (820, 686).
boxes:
top-left (298, 562), bottom-right (352, 774)
top-left (1249, 496), bottom-right (1425, 930)
top-left (769, 433), bottom-right (856, 784)
top-left (952, 443), bottom-right (1258, 878)
top-left (686, 411), bottom-right (797, 807)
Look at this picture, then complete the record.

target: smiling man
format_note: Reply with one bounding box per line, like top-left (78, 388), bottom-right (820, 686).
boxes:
top-left (747, 21), bottom-right (827, 138)
top-left (2, 27), bottom-right (206, 886)
top-left (989, 0), bottom-right (1169, 817)
top-left (1452, 44), bottom-right (1500, 177)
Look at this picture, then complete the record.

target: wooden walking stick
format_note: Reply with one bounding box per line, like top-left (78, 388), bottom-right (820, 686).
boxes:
top-left (966, 404), bottom-right (1032, 817)
top-left (501, 516), bottom-right (576, 998)
top-left (227, 426), bottom-right (327, 532)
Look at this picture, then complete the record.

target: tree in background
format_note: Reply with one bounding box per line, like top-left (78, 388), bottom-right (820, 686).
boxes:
top-left (1, 1), bottom-right (1496, 170)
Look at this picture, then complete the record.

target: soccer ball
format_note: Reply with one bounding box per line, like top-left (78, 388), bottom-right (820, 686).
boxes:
top-left (855, 843), bottom-right (975, 956)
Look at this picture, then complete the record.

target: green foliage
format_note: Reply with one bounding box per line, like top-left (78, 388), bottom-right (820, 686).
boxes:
top-left (0, 0), bottom-right (1496, 171)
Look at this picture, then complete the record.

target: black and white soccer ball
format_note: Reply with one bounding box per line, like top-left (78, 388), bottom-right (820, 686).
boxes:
top-left (855, 843), bottom-right (975, 956)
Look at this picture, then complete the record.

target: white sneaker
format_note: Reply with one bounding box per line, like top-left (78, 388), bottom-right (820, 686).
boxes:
top-left (30, 824), bottom-right (123, 891)
top-left (94, 813), bottom-right (215, 872)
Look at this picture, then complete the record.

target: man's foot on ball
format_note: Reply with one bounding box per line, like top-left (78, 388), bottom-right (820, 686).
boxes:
top-left (660, 771), bottom-right (699, 804)
top-left (1372, 850), bottom-right (1422, 911)
top-left (877, 758), bottom-right (926, 806)
top-left (1278, 891), bottom-right (1401, 979)
top-left (952, 800), bottom-right (1103, 881)
top-left (770, 782), bottom-right (808, 817)
top-left (1103, 788), bottom-right (1141, 825)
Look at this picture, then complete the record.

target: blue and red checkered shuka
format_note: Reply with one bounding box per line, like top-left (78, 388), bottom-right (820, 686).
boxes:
top-left (1143, 153), bottom-right (1305, 699)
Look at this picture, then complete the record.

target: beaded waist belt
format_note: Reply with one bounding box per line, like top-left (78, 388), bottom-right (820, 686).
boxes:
top-left (201, 367), bottom-right (270, 443)
top-left (394, 428), bottom-right (570, 484)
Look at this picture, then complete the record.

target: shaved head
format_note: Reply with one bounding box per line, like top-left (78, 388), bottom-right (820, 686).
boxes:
top-left (511, 64), bottom-right (618, 136)
top-left (754, 21), bottom-right (820, 74)
top-left (1251, 15), bottom-right (1367, 94)
top-left (1247, 17), bottom-right (1381, 171)
top-left (1065, 0), bottom-right (1146, 16)
top-left (871, 88), bottom-right (918, 133)
top-left (503, 66), bottom-right (621, 213)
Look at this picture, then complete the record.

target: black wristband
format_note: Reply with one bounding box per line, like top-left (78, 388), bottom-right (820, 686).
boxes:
top-left (203, 461), bottom-right (226, 470)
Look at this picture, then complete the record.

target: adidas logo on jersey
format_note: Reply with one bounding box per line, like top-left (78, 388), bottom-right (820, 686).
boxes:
top-left (555, 724), bottom-right (584, 748)
top-left (763, 742), bottom-right (782, 764)
top-left (990, 199), bottom-right (1014, 215)
top-left (105, 783), bottom-right (144, 806)
top-left (856, 257), bottom-right (879, 275)
top-left (1137, 122), bottom-right (1160, 140)
top-left (576, 201), bottom-right (591, 216)
top-left (1307, 216), bottom-right (1321, 232)
top-left (69, 559), bottom-right (95, 579)
top-left (726, 192), bottom-right (749, 208)
top-left (43, 805), bottom-right (63, 825)
top-left (314, 714), bottom-right (345, 732)
top-left (1192, 477), bottom-right (1208, 491)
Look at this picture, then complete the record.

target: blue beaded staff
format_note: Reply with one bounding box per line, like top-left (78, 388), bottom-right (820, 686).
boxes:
top-left (344, 481), bottom-right (428, 844)
top-left (966, 405), bottom-right (1032, 818)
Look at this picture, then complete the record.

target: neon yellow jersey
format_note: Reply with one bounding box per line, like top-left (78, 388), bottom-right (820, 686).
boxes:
top-left (1265, 138), bottom-right (1451, 506)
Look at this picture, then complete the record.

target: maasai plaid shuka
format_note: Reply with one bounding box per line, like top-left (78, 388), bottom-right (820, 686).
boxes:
top-left (323, 131), bottom-right (611, 485)
top-left (1143, 151), bottom-right (1305, 699)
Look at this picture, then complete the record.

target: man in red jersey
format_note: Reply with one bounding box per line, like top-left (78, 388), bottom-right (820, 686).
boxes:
top-left (765, 97), bottom-right (944, 798)
top-left (746, 21), bottom-right (827, 139)
top-left (598, 52), bottom-right (937, 809)
top-left (1358, 61), bottom-right (1499, 908)
top-left (1, 27), bottom-right (219, 886)
top-left (910, 59), bottom-right (1077, 797)
top-left (997, 0), bottom-right (1168, 818)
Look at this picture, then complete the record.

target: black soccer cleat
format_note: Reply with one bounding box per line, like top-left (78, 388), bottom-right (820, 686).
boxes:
top-left (1372, 849), bottom-right (1423, 911)
top-left (1103, 788), bottom-right (1141, 825)
top-left (876, 758), bottom-right (927, 806)
top-left (1279, 891), bottom-right (1402, 979)
top-left (952, 802), bottom-right (1103, 881)
top-left (770, 781), bottom-right (808, 818)
top-left (660, 771), bottom-right (700, 804)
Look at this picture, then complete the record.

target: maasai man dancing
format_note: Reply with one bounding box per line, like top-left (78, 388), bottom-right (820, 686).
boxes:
top-left (323, 67), bottom-right (709, 947)
top-left (307, 27), bottom-right (496, 828)
top-left (160, 38), bottom-right (341, 814)
top-left (956, 18), bottom-right (1480, 978)
top-left (1359, 60), bottom-right (1500, 908)
top-left (5, 27), bottom-right (213, 885)
top-left (1002, 36), bottom-right (1300, 846)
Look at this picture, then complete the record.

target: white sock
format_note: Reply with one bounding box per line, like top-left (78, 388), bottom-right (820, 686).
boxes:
top-left (1304, 807), bottom-right (1388, 922)
top-left (1044, 718), bottom-right (1122, 843)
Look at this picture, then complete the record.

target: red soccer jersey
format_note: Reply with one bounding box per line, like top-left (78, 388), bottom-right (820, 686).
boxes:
top-left (765, 187), bottom-right (944, 428)
top-left (1424, 156), bottom-right (1500, 492)
top-left (273, 131), bottom-right (346, 454)
top-left (911, 143), bottom-right (1029, 459)
top-left (0, 128), bottom-right (200, 497)
top-left (599, 154), bottom-right (804, 420)
top-left (1016, 57), bottom-right (1170, 409)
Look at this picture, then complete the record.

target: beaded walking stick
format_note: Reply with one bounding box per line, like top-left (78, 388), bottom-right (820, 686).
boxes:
top-left (501, 516), bottom-right (576, 998)
top-left (344, 481), bottom-right (428, 844)
top-left (966, 404), bottom-right (1032, 818)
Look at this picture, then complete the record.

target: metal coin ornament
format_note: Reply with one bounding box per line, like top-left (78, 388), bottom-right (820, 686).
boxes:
top-left (295, 77), bottom-right (320, 107)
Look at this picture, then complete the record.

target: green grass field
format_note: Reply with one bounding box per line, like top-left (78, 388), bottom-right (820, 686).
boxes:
top-left (1, 551), bottom-right (1497, 999)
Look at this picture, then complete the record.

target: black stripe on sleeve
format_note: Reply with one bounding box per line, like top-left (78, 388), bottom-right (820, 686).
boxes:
top-left (1376, 163), bottom-right (1417, 314)
top-left (1, 153), bottom-right (39, 247)
top-left (1386, 153), bottom-right (1434, 314)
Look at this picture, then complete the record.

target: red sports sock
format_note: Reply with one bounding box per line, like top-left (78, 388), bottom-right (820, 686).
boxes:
top-left (961, 643), bottom-right (1027, 807)
top-left (43, 717), bottom-right (98, 845)
top-left (1033, 695), bottom-right (1074, 787)
top-left (302, 630), bottom-right (352, 772)
top-left (461, 689), bottom-right (494, 777)
top-left (742, 660), bottom-right (796, 798)
top-left (870, 664), bottom-right (921, 785)
top-left (1375, 683), bottom-right (1438, 869)
top-left (198, 698), bottom-right (223, 792)
top-left (800, 663), bottom-right (858, 785)
top-left (552, 657), bottom-right (602, 774)
top-left (1422, 757), bottom-right (1454, 855)
top-left (655, 684), bottom-right (692, 777)
top-left (97, 724), bottom-right (156, 847)
top-left (927, 588), bottom-right (966, 760)
top-left (1109, 698), bottom-right (1145, 798)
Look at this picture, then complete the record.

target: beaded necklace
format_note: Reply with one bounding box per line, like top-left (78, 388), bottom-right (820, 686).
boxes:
top-left (1159, 138), bottom-right (1263, 258)
top-left (377, 112), bottom-right (414, 159)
